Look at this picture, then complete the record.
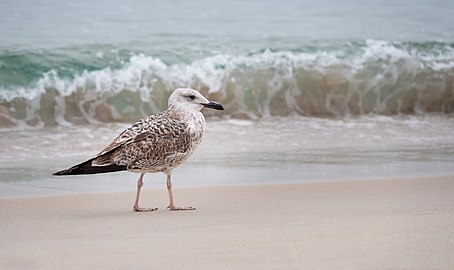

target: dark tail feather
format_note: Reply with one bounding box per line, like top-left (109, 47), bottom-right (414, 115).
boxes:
top-left (53, 159), bottom-right (127, 176)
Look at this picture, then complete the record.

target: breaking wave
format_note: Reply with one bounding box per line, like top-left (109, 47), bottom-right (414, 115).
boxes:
top-left (1, 40), bottom-right (454, 127)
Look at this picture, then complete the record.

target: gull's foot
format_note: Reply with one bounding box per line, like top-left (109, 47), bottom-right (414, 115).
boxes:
top-left (167, 205), bottom-right (196, 211)
top-left (133, 206), bottom-right (158, 212)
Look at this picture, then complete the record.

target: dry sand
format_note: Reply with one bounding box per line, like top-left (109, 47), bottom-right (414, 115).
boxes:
top-left (1, 176), bottom-right (454, 270)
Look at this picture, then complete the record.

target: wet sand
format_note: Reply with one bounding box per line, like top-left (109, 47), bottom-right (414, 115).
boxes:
top-left (1, 176), bottom-right (454, 269)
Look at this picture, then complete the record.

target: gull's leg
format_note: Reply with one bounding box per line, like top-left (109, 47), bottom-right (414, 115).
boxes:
top-left (166, 173), bottom-right (195, 211)
top-left (133, 173), bottom-right (158, 212)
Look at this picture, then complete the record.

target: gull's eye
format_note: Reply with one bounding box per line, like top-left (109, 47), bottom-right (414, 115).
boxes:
top-left (188, 95), bottom-right (196, 100)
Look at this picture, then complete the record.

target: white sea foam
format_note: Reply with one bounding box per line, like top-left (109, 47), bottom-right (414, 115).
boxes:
top-left (1, 40), bottom-right (453, 102)
top-left (0, 41), bottom-right (453, 127)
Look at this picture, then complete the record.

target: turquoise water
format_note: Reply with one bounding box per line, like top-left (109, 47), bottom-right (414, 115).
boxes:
top-left (1, 0), bottom-right (454, 127)
top-left (2, 0), bottom-right (453, 48)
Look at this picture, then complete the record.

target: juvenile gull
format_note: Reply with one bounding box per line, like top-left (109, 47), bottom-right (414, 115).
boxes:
top-left (53, 88), bottom-right (224, 212)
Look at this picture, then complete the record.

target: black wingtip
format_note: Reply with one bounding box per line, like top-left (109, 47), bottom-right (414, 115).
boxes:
top-left (52, 169), bottom-right (70, 176)
top-left (52, 166), bottom-right (80, 176)
top-left (53, 159), bottom-right (127, 176)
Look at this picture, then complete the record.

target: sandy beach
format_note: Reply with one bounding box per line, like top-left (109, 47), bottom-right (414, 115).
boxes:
top-left (1, 176), bottom-right (453, 270)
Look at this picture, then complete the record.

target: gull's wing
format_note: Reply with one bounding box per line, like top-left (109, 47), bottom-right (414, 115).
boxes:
top-left (52, 110), bottom-right (193, 176)
top-left (92, 110), bottom-right (194, 169)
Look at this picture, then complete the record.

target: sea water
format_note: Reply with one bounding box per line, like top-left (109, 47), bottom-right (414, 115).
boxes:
top-left (1, 116), bottom-right (453, 197)
top-left (0, 0), bottom-right (453, 196)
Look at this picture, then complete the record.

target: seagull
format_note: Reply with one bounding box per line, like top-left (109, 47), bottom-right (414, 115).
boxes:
top-left (53, 88), bottom-right (224, 212)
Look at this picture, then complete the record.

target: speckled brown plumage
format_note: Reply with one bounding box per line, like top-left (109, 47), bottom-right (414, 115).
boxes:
top-left (91, 108), bottom-right (205, 173)
top-left (53, 88), bottom-right (224, 212)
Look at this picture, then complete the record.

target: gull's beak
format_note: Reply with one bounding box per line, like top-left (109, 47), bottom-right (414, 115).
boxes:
top-left (201, 101), bottom-right (224, 110)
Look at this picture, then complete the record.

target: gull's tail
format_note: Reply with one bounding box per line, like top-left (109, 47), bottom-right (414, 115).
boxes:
top-left (53, 158), bottom-right (127, 176)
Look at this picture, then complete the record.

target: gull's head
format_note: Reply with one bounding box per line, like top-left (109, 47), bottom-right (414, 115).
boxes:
top-left (168, 88), bottom-right (224, 112)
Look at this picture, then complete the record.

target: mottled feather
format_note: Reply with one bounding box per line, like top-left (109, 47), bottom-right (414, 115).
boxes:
top-left (53, 88), bottom-right (223, 178)
top-left (52, 88), bottom-right (224, 212)
top-left (91, 108), bottom-right (205, 173)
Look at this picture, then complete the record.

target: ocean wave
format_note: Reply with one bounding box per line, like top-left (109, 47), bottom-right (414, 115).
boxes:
top-left (1, 40), bottom-right (454, 127)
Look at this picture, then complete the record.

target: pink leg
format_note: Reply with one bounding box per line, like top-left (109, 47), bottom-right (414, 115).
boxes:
top-left (166, 174), bottom-right (195, 211)
top-left (133, 173), bottom-right (158, 212)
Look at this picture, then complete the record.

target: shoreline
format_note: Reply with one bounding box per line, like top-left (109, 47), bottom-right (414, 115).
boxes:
top-left (1, 175), bottom-right (453, 269)
top-left (2, 115), bottom-right (454, 199)
top-left (2, 172), bottom-right (454, 199)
